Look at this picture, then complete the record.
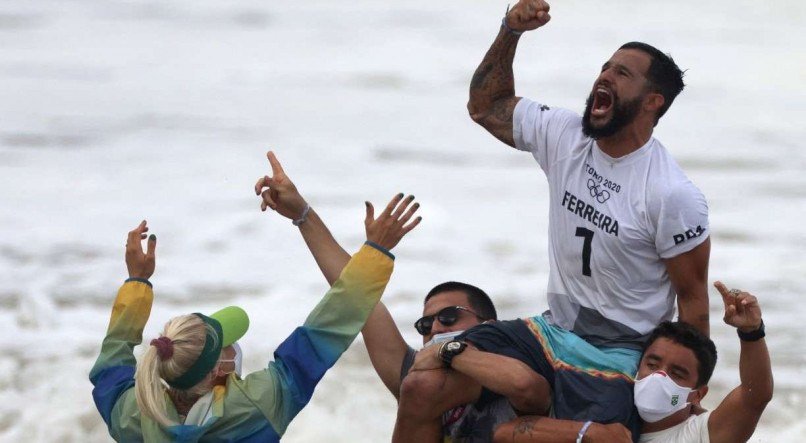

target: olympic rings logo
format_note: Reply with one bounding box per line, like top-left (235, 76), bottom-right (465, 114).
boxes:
top-left (587, 178), bottom-right (611, 203)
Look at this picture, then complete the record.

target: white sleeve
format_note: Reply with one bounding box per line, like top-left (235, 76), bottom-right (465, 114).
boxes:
top-left (654, 181), bottom-right (709, 259)
top-left (512, 97), bottom-right (581, 173)
top-left (697, 412), bottom-right (711, 442)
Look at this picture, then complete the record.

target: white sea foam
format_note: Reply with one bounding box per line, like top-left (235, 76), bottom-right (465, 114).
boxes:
top-left (0, 0), bottom-right (803, 441)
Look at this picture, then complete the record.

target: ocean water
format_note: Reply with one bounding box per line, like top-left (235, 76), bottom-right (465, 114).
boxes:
top-left (0, 0), bottom-right (803, 441)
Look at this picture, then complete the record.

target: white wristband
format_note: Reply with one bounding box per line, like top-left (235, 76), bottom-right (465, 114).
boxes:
top-left (292, 204), bottom-right (311, 226)
top-left (576, 421), bottom-right (593, 443)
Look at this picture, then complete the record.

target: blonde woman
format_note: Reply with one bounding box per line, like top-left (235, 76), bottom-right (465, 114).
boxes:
top-left (90, 189), bottom-right (421, 441)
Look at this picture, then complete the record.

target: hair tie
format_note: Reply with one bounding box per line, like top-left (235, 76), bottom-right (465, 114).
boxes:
top-left (150, 336), bottom-right (174, 361)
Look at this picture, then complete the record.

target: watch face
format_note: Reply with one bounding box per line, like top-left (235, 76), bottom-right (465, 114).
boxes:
top-left (447, 341), bottom-right (462, 351)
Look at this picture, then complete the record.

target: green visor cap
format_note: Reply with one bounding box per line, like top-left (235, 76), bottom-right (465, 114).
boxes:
top-left (209, 306), bottom-right (250, 347)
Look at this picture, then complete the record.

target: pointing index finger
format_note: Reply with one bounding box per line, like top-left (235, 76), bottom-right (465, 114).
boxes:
top-left (267, 151), bottom-right (285, 177)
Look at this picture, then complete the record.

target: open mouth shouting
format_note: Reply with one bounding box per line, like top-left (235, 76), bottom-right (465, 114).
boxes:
top-left (591, 85), bottom-right (614, 119)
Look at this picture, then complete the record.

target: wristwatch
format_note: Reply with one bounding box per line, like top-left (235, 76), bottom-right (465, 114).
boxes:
top-left (439, 340), bottom-right (467, 368)
top-left (737, 319), bottom-right (765, 342)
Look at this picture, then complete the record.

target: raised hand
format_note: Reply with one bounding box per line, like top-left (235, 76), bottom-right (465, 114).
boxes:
top-left (506, 0), bottom-right (551, 33)
top-left (714, 281), bottom-right (762, 333)
top-left (254, 151), bottom-right (308, 221)
top-left (365, 194), bottom-right (422, 251)
top-left (125, 220), bottom-right (157, 279)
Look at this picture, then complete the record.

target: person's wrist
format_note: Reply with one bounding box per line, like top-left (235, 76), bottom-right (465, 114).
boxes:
top-left (292, 203), bottom-right (311, 226)
top-left (439, 340), bottom-right (467, 368)
top-left (501, 15), bottom-right (523, 35)
top-left (364, 241), bottom-right (395, 260)
top-left (738, 322), bottom-right (762, 334)
top-left (127, 269), bottom-right (148, 279)
top-left (737, 319), bottom-right (765, 341)
top-left (125, 276), bottom-right (152, 287)
top-left (576, 421), bottom-right (593, 443)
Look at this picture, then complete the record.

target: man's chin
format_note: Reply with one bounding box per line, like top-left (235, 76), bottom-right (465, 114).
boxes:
top-left (582, 117), bottom-right (612, 139)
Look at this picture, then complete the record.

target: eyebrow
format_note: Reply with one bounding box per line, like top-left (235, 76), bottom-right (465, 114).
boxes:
top-left (644, 353), bottom-right (661, 362)
top-left (669, 364), bottom-right (690, 378)
top-left (601, 61), bottom-right (635, 77)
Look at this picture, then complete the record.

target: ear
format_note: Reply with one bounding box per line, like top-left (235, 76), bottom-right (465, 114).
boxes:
top-left (690, 385), bottom-right (708, 406)
top-left (643, 92), bottom-right (665, 114)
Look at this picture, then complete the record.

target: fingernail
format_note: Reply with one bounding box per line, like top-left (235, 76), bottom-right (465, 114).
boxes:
top-left (414, 203), bottom-right (420, 207)
top-left (365, 201), bottom-right (370, 207)
top-left (149, 234), bottom-right (156, 241)
top-left (408, 195), bottom-right (414, 200)
top-left (397, 193), bottom-right (404, 198)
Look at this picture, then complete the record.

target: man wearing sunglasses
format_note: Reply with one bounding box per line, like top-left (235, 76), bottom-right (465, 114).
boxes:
top-left (415, 304), bottom-right (486, 338)
top-left (255, 152), bottom-right (539, 440)
top-left (395, 0), bottom-right (715, 440)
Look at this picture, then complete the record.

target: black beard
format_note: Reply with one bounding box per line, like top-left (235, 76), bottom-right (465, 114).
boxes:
top-left (582, 92), bottom-right (642, 139)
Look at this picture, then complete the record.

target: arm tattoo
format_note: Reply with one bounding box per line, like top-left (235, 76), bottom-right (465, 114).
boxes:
top-left (512, 416), bottom-right (541, 439)
top-left (468, 28), bottom-right (522, 147)
top-left (470, 62), bottom-right (494, 90)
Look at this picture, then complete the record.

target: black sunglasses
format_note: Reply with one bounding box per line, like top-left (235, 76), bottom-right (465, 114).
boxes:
top-left (414, 306), bottom-right (486, 336)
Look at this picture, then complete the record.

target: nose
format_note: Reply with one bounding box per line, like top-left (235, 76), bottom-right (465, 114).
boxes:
top-left (596, 68), bottom-right (616, 87)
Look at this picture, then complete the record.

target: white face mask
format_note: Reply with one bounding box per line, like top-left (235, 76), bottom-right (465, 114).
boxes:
top-left (423, 330), bottom-right (465, 348)
top-left (634, 371), bottom-right (693, 423)
top-left (232, 342), bottom-right (243, 376)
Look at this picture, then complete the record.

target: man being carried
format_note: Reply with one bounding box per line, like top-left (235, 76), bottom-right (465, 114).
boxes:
top-left (394, 0), bottom-right (711, 440)
top-left (256, 152), bottom-right (542, 440)
top-left (495, 281), bottom-right (773, 443)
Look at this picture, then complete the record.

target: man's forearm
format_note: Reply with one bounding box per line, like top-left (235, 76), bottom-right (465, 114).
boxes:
top-left (738, 337), bottom-right (773, 407)
top-left (298, 209), bottom-right (351, 286)
top-left (677, 289), bottom-right (710, 337)
top-left (493, 417), bottom-right (630, 443)
top-left (667, 239), bottom-right (711, 336)
top-left (707, 330), bottom-right (774, 443)
top-left (468, 27), bottom-right (522, 146)
top-left (494, 416), bottom-right (581, 442)
top-left (451, 347), bottom-right (550, 414)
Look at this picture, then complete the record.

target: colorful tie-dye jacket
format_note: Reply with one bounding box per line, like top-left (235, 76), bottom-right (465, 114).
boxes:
top-left (90, 243), bottom-right (394, 442)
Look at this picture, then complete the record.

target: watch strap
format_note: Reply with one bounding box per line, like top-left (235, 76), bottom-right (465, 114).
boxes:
top-left (737, 319), bottom-right (765, 342)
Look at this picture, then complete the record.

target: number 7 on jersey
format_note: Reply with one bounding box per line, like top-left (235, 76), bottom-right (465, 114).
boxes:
top-left (575, 227), bottom-right (594, 277)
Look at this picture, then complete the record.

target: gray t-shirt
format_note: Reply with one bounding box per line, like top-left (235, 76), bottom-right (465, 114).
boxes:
top-left (401, 347), bottom-right (517, 442)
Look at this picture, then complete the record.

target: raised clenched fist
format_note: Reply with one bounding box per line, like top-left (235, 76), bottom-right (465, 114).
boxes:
top-left (505, 0), bottom-right (551, 33)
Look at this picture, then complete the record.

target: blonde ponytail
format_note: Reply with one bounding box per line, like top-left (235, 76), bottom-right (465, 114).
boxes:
top-left (135, 314), bottom-right (216, 427)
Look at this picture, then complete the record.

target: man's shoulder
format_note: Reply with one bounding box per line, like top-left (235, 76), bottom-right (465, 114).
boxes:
top-left (644, 140), bottom-right (706, 207)
top-left (643, 139), bottom-right (695, 183)
top-left (518, 97), bottom-right (583, 127)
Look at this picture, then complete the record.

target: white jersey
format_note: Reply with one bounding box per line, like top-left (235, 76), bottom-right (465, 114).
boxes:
top-left (639, 412), bottom-right (711, 443)
top-left (513, 98), bottom-right (709, 349)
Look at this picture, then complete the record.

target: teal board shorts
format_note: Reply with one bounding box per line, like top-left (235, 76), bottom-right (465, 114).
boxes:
top-left (457, 315), bottom-right (641, 439)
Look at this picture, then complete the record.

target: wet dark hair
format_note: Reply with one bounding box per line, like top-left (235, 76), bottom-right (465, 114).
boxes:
top-left (424, 282), bottom-right (497, 321)
top-left (643, 321), bottom-right (717, 387)
top-left (619, 42), bottom-right (685, 125)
